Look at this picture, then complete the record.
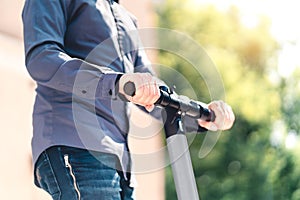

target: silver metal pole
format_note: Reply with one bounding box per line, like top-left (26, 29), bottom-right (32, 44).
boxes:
top-left (167, 134), bottom-right (200, 200)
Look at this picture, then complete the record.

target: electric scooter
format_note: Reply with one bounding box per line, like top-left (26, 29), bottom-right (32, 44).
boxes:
top-left (124, 82), bottom-right (215, 200)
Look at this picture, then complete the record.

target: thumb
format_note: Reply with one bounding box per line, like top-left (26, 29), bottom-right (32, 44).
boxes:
top-left (198, 120), bottom-right (218, 131)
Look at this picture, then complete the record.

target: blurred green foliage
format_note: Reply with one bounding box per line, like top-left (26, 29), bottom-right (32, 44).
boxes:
top-left (280, 69), bottom-right (300, 134)
top-left (155, 0), bottom-right (300, 199)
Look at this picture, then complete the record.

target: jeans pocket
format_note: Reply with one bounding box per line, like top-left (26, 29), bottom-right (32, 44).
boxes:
top-left (65, 150), bottom-right (123, 199)
top-left (34, 152), bottom-right (61, 198)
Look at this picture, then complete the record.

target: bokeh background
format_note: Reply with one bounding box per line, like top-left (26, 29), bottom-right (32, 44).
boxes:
top-left (1, 0), bottom-right (299, 199)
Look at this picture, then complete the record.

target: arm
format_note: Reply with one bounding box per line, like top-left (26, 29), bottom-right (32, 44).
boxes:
top-left (22, 0), bottom-right (121, 99)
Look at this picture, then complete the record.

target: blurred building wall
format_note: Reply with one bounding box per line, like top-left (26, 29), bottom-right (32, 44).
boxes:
top-left (0, 0), bottom-right (164, 199)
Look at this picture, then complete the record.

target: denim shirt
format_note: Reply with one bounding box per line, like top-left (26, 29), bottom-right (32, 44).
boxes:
top-left (22, 0), bottom-right (154, 175)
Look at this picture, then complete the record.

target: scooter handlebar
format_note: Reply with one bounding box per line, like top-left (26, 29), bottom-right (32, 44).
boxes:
top-left (123, 81), bottom-right (215, 122)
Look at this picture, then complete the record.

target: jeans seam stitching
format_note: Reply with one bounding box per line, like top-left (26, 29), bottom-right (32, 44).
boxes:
top-left (45, 152), bottom-right (62, 198)
top-left (64, 154), bottom-right (82, 200)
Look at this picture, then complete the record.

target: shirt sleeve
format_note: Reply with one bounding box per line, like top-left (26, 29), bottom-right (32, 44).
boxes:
top-left (22, 0), bottom-right (121, 100)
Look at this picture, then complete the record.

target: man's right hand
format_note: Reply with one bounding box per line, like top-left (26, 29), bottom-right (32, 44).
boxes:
top-left (118, 73), bottom-right (160, 112)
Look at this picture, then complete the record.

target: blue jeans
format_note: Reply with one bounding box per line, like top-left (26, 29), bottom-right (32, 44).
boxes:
top-left (34, 146), bottom-right (134, 200)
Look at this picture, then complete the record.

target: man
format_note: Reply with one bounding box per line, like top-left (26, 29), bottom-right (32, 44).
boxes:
top-left (22, 0), bottom-right (234, 199)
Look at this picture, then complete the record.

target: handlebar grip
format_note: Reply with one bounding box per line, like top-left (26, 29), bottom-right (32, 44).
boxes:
top-left (201, 107), bottom-right (216, 122)
top-left (123, 81), bottom-right (136, 97)
top-left (123, 81), bottom-right (215, 122)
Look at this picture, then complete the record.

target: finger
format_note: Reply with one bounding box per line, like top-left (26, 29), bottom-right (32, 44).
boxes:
top-left (225, 103), bottom-right (234, 121)
top-left (208, 101), bottom-right (224, 125)
top-left (217, 101), bottom-right (227, 117)
top-left (224, 104), bottom-right (235, 129)
top-left (133, 82), bottom-right (150, 104)
top-left (210, 100), bottom-right (231, 130)
top-left (145, 104), bottom-right (155, 112)
top-left (198, 120), bottom-right (218, 131)
top-left (148, 80), bottom-right (160, 103)
top-left (217, 102), bottom-right (232, 128)
top-left (132, 74), bottom-right (148, 101)
top-left (134, 76), bottom-right (159, 105)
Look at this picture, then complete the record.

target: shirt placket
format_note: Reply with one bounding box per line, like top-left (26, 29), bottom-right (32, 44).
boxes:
top-left (108, 0), bottom-right (133, 73)
top-left (107, 0), bottom-right (133, 180)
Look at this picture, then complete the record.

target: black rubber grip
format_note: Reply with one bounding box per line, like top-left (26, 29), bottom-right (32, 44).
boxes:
top-left (123, 81), bottom-right (136, 96)
top-left (123, 81), bottom-right (215, 122)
